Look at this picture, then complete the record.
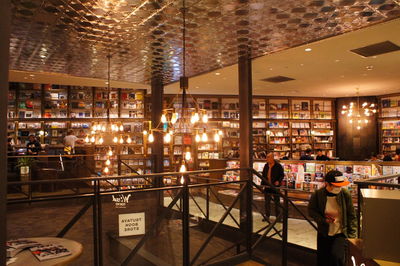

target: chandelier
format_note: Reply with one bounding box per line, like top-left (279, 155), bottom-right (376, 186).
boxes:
top-left (341, 88), bottom-right (377, 130)
top-left (144, 0), bottom-right (222, 174)
top-left (84, 54), bottom-right (132, 174)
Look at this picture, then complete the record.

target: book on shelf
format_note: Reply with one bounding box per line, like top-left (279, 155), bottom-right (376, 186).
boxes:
top-left (30, 244), bottom-right (72, 261)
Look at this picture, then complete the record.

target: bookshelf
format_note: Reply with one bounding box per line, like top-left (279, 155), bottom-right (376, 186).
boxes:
top-left (379, 95), bottom-right (400, 154)
top-left (43, 84), bottom-right (68, 118)
top-left (70, 86), bottom-right (93, 118)
top-left (93, 87), bottom-right (119, 118)
top-left (16, 83), bottom-right (42, 119)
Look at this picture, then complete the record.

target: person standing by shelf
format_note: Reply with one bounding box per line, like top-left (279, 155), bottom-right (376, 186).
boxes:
top-left (63, 130), bottom-right (84, 155)
top-left (26, 135), bottom-right (41, 155)
top-left (316, 149), bottom-right (330, 161)
top-left (261, 153), bottom-right (284, 222)
top-left (308, 170), bottom-right (357, 266)
top-left (300, 148), bottom-right (314, 160)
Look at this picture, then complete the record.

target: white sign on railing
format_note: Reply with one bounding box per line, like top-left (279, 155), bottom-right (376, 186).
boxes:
top-left (119, 212), bottom-right (145, 237)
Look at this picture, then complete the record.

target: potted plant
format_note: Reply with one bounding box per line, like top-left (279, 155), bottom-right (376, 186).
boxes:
top-left (16, 157), bottom-right (36, 175)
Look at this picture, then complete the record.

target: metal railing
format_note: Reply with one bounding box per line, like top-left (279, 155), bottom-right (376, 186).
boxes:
top-left (10, 166), bottom-right (394, 265)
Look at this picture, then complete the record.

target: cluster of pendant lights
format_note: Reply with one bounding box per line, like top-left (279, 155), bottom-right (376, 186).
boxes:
top-left (84, 123), bottom-right (133, 145)
top-left (340, 92), bottom-right (377, 130)
top-left (144, 111), bottom-right (223, 175)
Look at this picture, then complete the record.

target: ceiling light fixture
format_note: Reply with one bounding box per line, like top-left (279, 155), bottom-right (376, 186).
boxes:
top-left (341, 88), bottom-right (377, 130)
top-left (84, 54), bottom-right (132, 175)
top-left (143, 0), bottom-right (220, 176)
top-left (305, 48), bottom-right (312, 52)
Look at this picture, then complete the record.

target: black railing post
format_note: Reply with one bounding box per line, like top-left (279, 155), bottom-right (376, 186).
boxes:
top-left (246, 170), bottom-right (253, 256)
top-left (182, 174), bottom-right (190, 266)
top-left (92, 179), bottom-right (99, 266)
top-left (206, 186), bottom-right (210, 220)
top-left (97, 179), bottom-right (103, 266)
top-left (282, 189), bottom-right (288, 266)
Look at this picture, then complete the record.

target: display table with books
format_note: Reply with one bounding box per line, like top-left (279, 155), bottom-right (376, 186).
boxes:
top-left (8, 237), bottom-right (82, 265)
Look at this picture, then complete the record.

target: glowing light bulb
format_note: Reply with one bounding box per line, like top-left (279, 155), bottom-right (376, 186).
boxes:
top-left (370, 103), bottom-right (375, 108)
top-left (164, 133), bottom-right (171, 143)
top-left (365, 119), bottom-right (369, 123)
top-left (148, 133), bottom-right (154, 143)
top-left (195, 134), bottom-right (201, 142)
top-left (119, 125), bottom-right (124, 132)
top-left (161, 114), bottom-right (167, 123)
top-left (92, 125), bottom-right (97, 131)
top-left (185, 151), bottom-right (191, 161)
top-left (119, 137), bottom-right (124, 144)
top-left (218, 130), bottom-right (223, 136)
top-left (104, 167), bottom-right (109, 174)
top-left (99, 137), bottom-right (104, 144)
top-left (111, 124), bottom-right (116, 131)
top-left (201, 133), bottom-right (208, 142)
top-left (171, 113), bottom-right (178, 124)
top-left (202, 114), bottom-right (208, 123)
top-left (190, 116), bottom-right (196, 124)
top-left (90, 136), bottom-right (95, 143)
top-left (214, 133), bottom-right (220, 142)
top-left (357, 126), bottom-right (361, 130)
top-left (143, 130), bottom-right (148, 135)
top-left (341, 110), bottom-right (346, 115)
top-left (105, 159), bottom-right (111, 166)
top-left (362, 102), bottom-right (368, 107)
top-left (85, 136), bottom-right (90, 143)
top-left (39, 130), bottom-right (44, 136)
top-left (193, 113), bottom-right (200, 122)
top-left (113, 136), bottom-right (118, 143)
top-left (180, 176), bottom-right (185, 184)
top-left (342, 105), bottom-right (347, 109)
top-left (126, 137), bottom-right (132, 144)
top-left (349, 119), bottom-right (353, 124)
top-left (179, 164), bottom-right (186, 173)
top-left (108, 150), bottom-right (113, 156)
top-left (358, 120), bottom-right (361, 124)
top-left (101, 125), bottom-right (106, 132)
top-left (372, 109), bottom-right (377, 113)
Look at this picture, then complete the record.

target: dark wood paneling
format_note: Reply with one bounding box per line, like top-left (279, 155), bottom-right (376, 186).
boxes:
top-left (336, 96), bottom-right (378, 160)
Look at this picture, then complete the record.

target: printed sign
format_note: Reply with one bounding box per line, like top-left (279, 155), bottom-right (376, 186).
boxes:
top-left (112, 193), bottom-right (131, 208)
top-left (119, 213), bottom-right (145, 237)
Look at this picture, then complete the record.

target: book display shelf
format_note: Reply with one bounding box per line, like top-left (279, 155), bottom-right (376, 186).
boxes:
top-left (155, 95), bottom-right (336, 168)
top-left (222, 159), bottom-right (400, 205)
top-left (7, 82), bottom-right (149, 177)
top-left (379, 94), bottom-right (400, 154)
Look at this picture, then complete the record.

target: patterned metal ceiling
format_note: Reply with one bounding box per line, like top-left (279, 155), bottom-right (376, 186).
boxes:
top-left (9, 0), bottom-right (400, 84)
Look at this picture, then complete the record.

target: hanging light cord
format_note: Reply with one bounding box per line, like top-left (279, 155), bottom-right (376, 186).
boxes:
top-left (182, 0), bottom-right (186, 78)
top-left (107, 53), bottom-right (112, 123)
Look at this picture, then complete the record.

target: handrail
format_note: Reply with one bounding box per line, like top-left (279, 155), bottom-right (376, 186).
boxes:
top-left (7, 167), bottom-right (249, 186)
top-left (354, 173), bottom-right (400, 183)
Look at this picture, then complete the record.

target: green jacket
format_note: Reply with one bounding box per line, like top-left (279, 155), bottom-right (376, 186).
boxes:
top-left (308, 187), bottom-right (357, 238)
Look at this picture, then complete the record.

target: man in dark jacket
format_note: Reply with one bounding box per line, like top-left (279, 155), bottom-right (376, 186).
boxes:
top-left (300, 148), bottom-right (314, 160)
top-left (261, 153), bottom-right (284, 222)
top-left (308, 170), bottom-right (357, 266)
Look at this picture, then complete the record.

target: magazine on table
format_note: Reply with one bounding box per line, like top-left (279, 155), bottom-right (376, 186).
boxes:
top-left (30, 244), bottom-right (72, 261)
top-left (6, 239), bottom-right (40, 257)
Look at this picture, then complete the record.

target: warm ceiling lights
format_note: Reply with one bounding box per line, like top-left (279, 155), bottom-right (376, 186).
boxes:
top-left (143, 0), bottom-right (221, 173)
top-left (341, 88), bottom-right (377, 130)
top-left (305, 48), bottom-right (312, 52)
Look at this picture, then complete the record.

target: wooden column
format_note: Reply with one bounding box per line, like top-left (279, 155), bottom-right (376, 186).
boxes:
top-left (238, 53), bottom-right (253, 255)
top-left (150, 77), bottom-right (164, 180)
top-left (0, 0), bottom-right (10, 264)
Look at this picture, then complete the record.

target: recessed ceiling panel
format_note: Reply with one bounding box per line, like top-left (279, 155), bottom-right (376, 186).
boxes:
top-left (9, 0), bottom-right (400, 84)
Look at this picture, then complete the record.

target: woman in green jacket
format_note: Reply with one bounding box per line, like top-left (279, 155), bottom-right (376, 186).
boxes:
top-left (308, 170), bottom-right (357, 266)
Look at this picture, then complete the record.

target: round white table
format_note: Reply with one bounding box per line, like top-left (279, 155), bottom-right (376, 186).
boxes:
top-left (12, 237), bottom-right (83, 266)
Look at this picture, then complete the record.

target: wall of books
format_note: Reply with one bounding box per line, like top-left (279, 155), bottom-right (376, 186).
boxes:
top-left (379, 94), bottom-right (400, 154)
top-left (156, 95), bottom-right (335, 171)
top-left (7, 82), bottom-right (149, 177)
